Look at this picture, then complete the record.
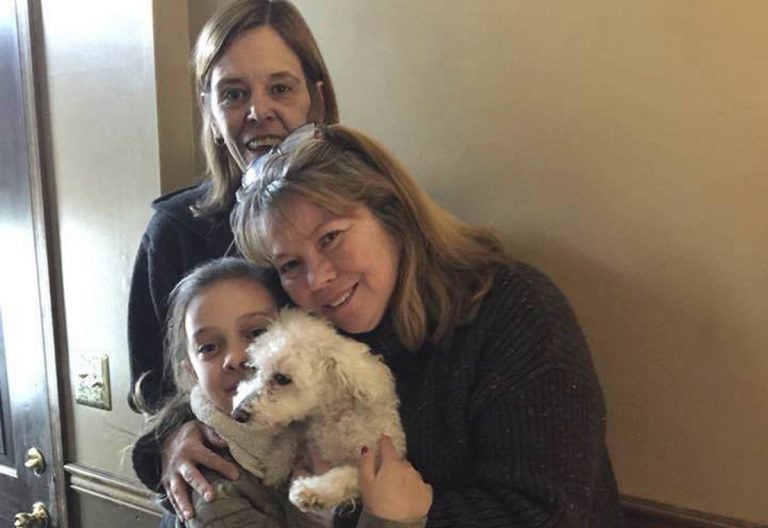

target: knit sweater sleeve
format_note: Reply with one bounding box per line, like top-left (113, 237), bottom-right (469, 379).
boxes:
top-left (426, 264), bottom-right (622, 527)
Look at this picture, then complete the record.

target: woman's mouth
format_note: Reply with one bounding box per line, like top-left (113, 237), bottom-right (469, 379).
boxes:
top-left (244, 136), bottom-right (282, 154)
top-left (326, 284), bottom-right (357, 309)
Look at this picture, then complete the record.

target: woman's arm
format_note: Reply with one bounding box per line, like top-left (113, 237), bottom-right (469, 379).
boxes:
top-left (127, 229), bottom-right (172, 413)
top-left (357, 436), bottom-right (430, 524)
top-left (183, 468), bottom-right (287, 528)
top-left (162, 421), bottom-right (241, 521)
top-left (356, 511), bottom-right (427, 528)
top-left (420, 264), bottom-right (624, 527)
top-left (132, 402), bottom-right (240, 521)
top-left (429, 368), bottom-right (617, 526)
top-left (128, 207), bottom-right (197, 413)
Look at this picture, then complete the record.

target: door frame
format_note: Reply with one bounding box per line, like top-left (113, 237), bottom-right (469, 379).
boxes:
top-left (2, 0), bottom-right (68, 525)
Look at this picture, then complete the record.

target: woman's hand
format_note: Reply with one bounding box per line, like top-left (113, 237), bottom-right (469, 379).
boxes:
top-left (358, 435), bottom-right (432, 521)
top-left (161, 420), bottom-right (240, 520)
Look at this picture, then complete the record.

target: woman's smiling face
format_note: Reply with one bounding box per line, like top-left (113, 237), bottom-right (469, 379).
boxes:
top-left (265, 196), bottom-right (400, 335)
top-left (206, 25), bottom-right (319, 169)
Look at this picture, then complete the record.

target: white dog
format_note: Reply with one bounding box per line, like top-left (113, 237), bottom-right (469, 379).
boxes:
top-left (190, 308), bottom-right (406, 512)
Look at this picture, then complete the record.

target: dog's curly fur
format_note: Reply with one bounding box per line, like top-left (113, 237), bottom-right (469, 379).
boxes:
top-left (190, 308), bottom-right (406, 512)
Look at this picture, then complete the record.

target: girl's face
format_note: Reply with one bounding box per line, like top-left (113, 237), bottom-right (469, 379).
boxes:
top-left (184, 278), bottom-right (277, 413)
top-left (205, 26), bottom-right (321, 169)
top-left (265, 196), bottom-right (400, 334)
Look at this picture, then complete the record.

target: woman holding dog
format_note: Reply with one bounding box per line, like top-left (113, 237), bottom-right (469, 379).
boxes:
top-left (135, 122), bottom-right (626, 526)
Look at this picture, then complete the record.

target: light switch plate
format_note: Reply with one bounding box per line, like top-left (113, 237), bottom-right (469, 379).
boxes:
top-left (74, 354), bottom-right (111, 410)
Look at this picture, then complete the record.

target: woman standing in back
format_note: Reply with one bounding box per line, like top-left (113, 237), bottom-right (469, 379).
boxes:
top-left (127, 2), bottom-right (338, 526)
top-left (128, 0), bottom-right (339, 414)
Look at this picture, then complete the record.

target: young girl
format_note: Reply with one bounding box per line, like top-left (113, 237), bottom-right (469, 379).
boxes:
top-left (134, 257), bottom-right (426, 528)
top-left (135, 257), bottom-right (298, 527)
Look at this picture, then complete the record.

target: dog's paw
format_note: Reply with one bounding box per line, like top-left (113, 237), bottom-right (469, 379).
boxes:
top-left (288, 466), bottom-right (359, 512)
top-left (289, 477), bottom-right (329, 511)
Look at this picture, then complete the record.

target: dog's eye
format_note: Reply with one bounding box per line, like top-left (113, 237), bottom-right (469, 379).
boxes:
top-left (272, 373), bottom-right (292, 386)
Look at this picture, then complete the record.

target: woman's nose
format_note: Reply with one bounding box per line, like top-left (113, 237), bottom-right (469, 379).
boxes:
top-left (306, 256), bottom-right (336, 291)
top-left (246, 90), bottom-right (276, 124)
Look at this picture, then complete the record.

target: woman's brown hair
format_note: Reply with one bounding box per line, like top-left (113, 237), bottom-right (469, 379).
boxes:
top-left (233, 125), bottom-right (508, 351)
top-left (193, 0), bottom-right (339, 216)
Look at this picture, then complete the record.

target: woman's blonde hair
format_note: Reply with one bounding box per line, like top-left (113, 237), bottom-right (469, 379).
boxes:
top-left (193, 0), bottom-right (339, 216)
top-left (232, 125), bottom-right (508, 351)
top-left (134, 258), bottom-right (286, 430)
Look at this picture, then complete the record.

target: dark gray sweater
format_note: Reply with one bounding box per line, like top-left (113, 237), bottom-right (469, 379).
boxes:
top-left (335, 262), bottom-right (624, 527)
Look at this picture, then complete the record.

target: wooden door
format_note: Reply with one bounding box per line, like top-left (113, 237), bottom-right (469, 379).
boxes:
top-left (0, 0), bottom-right (66, 525)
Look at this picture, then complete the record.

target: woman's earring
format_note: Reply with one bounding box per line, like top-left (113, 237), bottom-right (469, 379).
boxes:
top-left (214, 135), bottom-right (225, 147)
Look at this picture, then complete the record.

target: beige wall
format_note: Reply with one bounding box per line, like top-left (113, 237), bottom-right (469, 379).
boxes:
top-left (294, 0), bottom-right (768, 523)
top-left (40, 0), bottom-right (159, 476)
top-left (40, 0), bottom-right (766, 525)
top-left (153, 0), bottom-right (202, 193)
top-left (40, 0), bottom-right (211, 485)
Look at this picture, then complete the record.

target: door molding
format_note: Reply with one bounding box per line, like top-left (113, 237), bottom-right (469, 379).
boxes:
top-left (622, 496), bottom-right (767, 528)
top-left (64, 463), bottom-right (162, 518)
top-left (3, 0), bottom-right (67, 525)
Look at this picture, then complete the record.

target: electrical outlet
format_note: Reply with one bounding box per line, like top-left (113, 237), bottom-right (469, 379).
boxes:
top-left (74, 354), bottom-right (111, 410)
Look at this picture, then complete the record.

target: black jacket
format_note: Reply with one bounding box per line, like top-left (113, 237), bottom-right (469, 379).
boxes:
top-left (128, 183), bottom-right (234, 412)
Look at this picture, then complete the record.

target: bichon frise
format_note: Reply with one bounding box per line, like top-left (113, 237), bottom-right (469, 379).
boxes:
top-left (190, 308), bottom-right (406, 512)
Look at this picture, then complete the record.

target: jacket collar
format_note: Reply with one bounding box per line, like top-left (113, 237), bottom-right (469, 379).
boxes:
top-left (151, 182), bottom-right (231, 239)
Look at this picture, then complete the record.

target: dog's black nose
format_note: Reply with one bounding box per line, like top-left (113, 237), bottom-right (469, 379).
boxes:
top-left (232, 407), bottom-right (250, 423)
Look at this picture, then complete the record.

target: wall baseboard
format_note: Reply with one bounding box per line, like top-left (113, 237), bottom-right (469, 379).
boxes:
top-left (62, 465), bottom-right (766, 528)
top-left (622, 496), bottom-right (767, 528)
top-left (63, 463), bottom-right (162, 518)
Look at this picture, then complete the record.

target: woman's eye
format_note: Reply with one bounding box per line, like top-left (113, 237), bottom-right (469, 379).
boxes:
top-left (219, 88), bottom-right (246, 105)
top-left (318, 230), bottom-right (343, 249)
top-left (270, 83), bottom-right (291, 96)
top-left (278, 260), bottom-right (300, 277)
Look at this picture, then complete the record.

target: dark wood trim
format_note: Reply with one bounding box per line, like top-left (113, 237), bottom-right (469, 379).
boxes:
top-left (58, 468), bottom-right (768, 528)
top-left (14, 0), bottom-right (71, 524)
top-left (63, 463), bottom-right (162, 518)
top-left (622, 496), bottom-right (767, 528)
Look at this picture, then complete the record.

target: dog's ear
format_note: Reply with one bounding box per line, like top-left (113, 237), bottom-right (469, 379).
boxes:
top-left (321, 341), bottom-right (394, 404)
